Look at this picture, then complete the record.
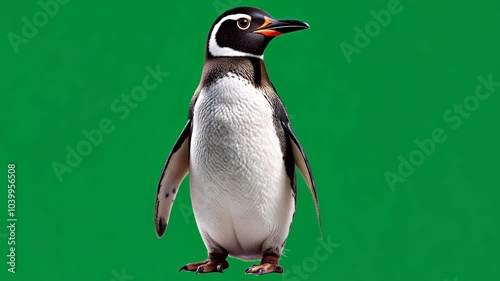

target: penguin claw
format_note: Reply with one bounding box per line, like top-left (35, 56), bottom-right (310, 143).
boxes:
top-left (256, 268), bottom-right (265, 276)
top-left (196, 266), bottom-right (205, 274)
top-left (245, 263), bottom-right (258, 273)
top-left (178, 265), bottom-right (188, 272)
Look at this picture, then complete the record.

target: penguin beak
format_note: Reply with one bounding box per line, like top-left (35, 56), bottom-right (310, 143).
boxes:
top-left (253, 17), bottom-right (310, 37)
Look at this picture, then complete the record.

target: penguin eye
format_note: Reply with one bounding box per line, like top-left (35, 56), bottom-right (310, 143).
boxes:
top-left (237, 18), bottom-right (251, 30)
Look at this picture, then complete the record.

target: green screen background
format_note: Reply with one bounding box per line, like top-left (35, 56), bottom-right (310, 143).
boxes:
top-left (1, 0), bottom-right (499, 280)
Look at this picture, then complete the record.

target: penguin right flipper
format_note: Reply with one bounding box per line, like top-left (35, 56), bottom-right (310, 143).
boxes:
top-left (154, 119), bottom-right (191, 238)
top-left (281, 120), bottom-right (322, 237)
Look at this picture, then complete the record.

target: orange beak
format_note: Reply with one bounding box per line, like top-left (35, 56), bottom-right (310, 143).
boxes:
top-left (253, 16), bottom-right (310, 37)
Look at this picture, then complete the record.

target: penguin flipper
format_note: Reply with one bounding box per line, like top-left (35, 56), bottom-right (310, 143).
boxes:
top-left (281, 121), bottom-right (322, 237)
top-left (154, 120), bottom-right (191, 238)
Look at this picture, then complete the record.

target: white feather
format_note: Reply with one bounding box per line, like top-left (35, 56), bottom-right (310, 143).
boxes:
top-left (190, 74), bottom-right (293, 260)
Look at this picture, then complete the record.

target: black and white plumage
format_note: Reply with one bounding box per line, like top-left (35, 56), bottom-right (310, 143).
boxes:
top-left (153, 6), bottom-right (321, 275)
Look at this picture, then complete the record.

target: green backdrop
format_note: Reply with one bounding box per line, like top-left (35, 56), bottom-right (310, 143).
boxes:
top-left (1, 0), bottom-right (499, 281)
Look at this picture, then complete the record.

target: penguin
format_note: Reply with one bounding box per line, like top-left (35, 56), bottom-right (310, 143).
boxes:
top-left (154, 6), bottom-right (321, 275)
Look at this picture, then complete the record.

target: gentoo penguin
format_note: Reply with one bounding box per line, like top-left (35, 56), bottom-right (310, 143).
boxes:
top-left (154, 6), bottom-right (321, 275)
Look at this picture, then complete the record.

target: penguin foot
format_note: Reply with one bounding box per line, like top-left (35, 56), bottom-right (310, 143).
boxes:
top-left (245, 253), bottom-right (283, 275)
top-left (245, 264), bottom-right (284, 275)
top-left (179, 257), bottom-right (229, 273)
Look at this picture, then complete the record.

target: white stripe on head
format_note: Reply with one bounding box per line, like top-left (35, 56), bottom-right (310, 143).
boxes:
top-left (209, 13), bottom-right (263, 59)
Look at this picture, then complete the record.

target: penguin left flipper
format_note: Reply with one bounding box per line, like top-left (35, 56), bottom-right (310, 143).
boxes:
top-left (281, 120), bottom-right (323, 237)
top-left (154, 119), bottom-right (191, 238)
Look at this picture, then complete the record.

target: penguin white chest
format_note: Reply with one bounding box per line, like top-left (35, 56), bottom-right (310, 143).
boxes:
top-left (190, 74), bottom-right (294, 259)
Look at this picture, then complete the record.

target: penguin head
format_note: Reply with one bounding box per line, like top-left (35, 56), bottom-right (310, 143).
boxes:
top-left (206, 7), bottom-right (309, 59)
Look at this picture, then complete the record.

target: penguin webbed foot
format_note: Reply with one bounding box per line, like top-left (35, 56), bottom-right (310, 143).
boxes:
top-left (245, 264), bottom-right (284, 275)
top-left (245, 253), bottom-right (284, 275)
top-left (179, 253), bottom-right (229, 274)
